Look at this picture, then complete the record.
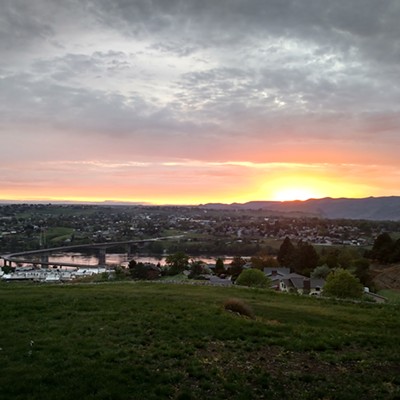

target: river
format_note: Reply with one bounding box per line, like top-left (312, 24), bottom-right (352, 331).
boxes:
top-left (1, 251), bottom-right (234, 268)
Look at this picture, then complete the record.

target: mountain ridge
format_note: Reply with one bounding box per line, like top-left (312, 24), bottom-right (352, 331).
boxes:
top-left (200, 196), bottom-right (400, 221)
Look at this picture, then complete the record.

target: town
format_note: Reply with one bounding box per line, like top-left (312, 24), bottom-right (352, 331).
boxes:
top-left (1, 203), bottom-right (398, 254)
top-left (1, 203), bottom-right (399, 302)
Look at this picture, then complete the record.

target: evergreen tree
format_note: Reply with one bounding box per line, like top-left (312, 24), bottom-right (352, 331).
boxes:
top-left (370, 233), bottom-right (393, 263)
top-left (390, 239), bottom-right (400, 263)
top-left (229, 256), bottom-right (246, 280)
top-left (277, 237), bottom-right (296, 267)
top-left (292, 241), bottom-right (319, 276)
top-left (214, 258), bottom-right (225, 275)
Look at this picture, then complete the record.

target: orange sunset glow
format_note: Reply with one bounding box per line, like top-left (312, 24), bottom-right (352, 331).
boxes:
top-left (0, 163), bottom-right (381, 205)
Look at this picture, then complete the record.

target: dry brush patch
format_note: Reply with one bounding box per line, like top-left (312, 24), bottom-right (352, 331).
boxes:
top-left (223, 297), bottom-right (255, 319)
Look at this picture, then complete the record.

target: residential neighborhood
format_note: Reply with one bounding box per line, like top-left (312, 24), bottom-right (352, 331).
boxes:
top-left (1, 203), bottom-right (397, 303)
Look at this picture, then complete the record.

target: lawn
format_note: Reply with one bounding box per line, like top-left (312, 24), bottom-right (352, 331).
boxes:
top-left (0, 282), bottom-right (399, 399)
top-left (378, 289), bottom-right (400, 304)
top-left (46, 227), bottom-right (75, 244)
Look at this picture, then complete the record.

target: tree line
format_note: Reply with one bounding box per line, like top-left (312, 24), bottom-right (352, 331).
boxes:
top-left (366, 232), bottom-right (400, 263)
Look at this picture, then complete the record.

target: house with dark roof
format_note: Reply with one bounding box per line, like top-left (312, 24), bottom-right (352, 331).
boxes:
top-left (263, 267), bottom-right (290, 277)
top-left (280, 275), bottom-right (325, 295)
top-left (263, 268), bottom-right (325, 295)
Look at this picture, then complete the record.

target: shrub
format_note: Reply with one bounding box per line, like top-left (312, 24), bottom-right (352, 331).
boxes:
top-left (323, 268), bottom-right (363, 299)
top-left (236, 268), bottom-right (270, 288)
top-left (166, 252), bottom-right (189, 276)
top-left (223, 298), bottom-right (255, 319)
top-left (188, 261), bottom-right (206, 279)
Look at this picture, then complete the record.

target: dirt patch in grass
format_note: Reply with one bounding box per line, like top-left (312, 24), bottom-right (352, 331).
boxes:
top-left (371, 263), bottom-right (400, 290)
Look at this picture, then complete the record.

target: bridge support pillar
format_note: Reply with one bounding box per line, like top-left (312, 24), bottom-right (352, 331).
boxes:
top-left (98, 248), bottom-right (106, 266)
top-left (40, 253), bottom-right (49, 267)
top-left (126, 244), bottom-right (134, 258)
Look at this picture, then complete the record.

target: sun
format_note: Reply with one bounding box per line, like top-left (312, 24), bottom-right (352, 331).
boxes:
top-left (272, 187), bottom-right (321, 202)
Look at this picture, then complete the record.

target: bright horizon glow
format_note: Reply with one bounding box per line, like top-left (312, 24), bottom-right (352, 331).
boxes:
top-left (0, 161), bottom-right (392, 204)
top-left (0, 189), bottom-right (371, 205)
top-left (271, 187), bottom-right (322, 202)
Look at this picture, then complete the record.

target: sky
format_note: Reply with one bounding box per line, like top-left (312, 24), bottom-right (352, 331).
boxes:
top-left (1, 0), bottom-right (400, 204)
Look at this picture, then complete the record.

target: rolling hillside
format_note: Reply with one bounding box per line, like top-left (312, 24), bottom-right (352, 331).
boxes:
top-left (201, 196), bottom-right (400, 220)
top-left (0, 282), bottom-right (399, 399)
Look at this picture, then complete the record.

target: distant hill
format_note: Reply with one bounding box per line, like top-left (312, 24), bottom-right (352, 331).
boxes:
top-left (200, 196), bottom-right (400, 221)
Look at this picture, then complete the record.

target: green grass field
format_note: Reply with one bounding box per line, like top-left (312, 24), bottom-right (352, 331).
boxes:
top-left (378, 289), bottom-right (400, 304)
top-left (0, 282), bottom-right (399, 399)
top-left (45, 227), bottom-right (75, 244)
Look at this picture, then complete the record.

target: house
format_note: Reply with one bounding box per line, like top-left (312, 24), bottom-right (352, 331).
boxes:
top-left (263, 267), bottom-right (290, 277)
top-left (280, 276), bottom-right (324, 295)
top-left (263, 268), bottom-right (324, 295)
top-left (209, 276), bottom-right (232, 286)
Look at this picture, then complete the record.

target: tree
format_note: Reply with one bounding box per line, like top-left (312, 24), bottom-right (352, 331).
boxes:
top-left (1, 265), bottom-right (14, 274)
top-left (128, 259), bottom-right (137, 271)
top-left (112, 265), bottom-right (132, 280)
top-left (326, 250), bottom-right (340, 269)
top-left (129, 260), bottom-right (147, 280)
top-left (188, 260), bottom-right (206, 279)
top-left (352, 258), bottom-right (372, 287)
top-left (236, 269), bottom-right (271, 288)
top-left (214, 258), bottom-right (226, 276)
top-left (323, 269), bottom-right (363, 299)
top-left (229, 256), bottom-right (246, 280)
top-left (337, 248), bottom-right (355, 269)
top-left (369, 233), bottom-right (393, 263)
top-left (165, 251), bottom-right (189, 275)
top-left (311, 264), bottom-right (331, 279)
top-left (250, 255), bottom-right (279, 270)
top-left (128, 260), bottom-right (160, 280)
top-left (292, 241), bottom-right (319, 276)
top-left (277, 237), bottom-right (296, 267)
top-left (390, 238), bottom-right (400, 263)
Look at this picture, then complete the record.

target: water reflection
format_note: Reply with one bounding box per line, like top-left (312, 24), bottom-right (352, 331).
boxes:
top-left (0, 251), bottom-right (234, 268)
top-left (48, 252), bottom-right (232, 267)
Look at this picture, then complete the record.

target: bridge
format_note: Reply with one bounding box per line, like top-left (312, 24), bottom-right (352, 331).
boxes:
top-left (0, 235), bottom-right (183, 269)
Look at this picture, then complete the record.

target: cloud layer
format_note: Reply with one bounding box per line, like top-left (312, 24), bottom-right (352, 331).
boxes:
top-left (1, 0), bottom-right (400, 203)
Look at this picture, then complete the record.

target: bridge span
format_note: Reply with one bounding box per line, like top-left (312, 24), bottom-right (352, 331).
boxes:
top-left (1, 235), bottom-right (183, 269)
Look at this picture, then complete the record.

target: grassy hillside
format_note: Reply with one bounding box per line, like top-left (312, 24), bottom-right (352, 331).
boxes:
top-left (0, 282), bottom-right (399, 399)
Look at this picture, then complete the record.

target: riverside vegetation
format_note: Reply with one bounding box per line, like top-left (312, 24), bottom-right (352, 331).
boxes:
top-left (0, 282), bottom-right (399, 399)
